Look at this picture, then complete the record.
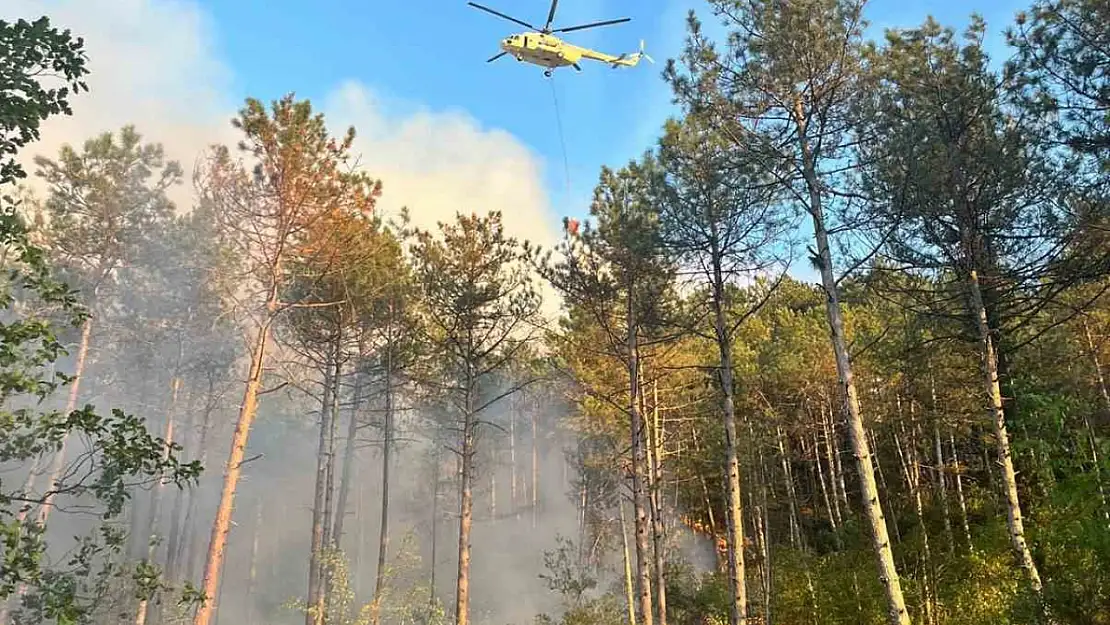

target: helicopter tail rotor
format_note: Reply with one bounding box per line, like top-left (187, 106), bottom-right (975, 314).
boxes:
top-left (640, 40), bottom-right (654, 64)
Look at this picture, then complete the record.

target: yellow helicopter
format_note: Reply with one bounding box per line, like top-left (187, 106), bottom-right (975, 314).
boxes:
top-left (468, 0), bottom-right (653, 77)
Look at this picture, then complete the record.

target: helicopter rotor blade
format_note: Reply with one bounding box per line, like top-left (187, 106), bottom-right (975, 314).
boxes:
top-left (467, 2), bottom-right (536, 31)
top-left (552, 17), bottom-right (631, 34)
top-left (487, 51), bottom-right (508, 63)
top-left (543, 0), bottom-right (559, 31)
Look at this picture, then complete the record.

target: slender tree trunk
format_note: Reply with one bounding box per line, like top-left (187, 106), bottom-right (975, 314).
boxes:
top-left (933, 421), bottom-right (955, 554)
top-left (165, 392), bottom-right (200, 586)
top-left (532, 404), bottom-right (539, 529)
top-left (948, 433), bottom-right (973, 550)
top-left (37, 315), bottom-right (93, 525)
top-left (135, 378), bottom-right (179, 625)
top-left (709, 253), bottom-right (748, 625)
top-left (192, 277), bottom-right (278, 625)
top-left (323, 351), bottom-right (342, 546)
top-left (246, 498), bottom-right (263, 625)
top-left (756, 433), bottom-right (773, 625)
top-left (647, 379), bottom-right (668, 625)
top-left (814, 430), bottom-right (839, 536)
top-left (1083, 320), bottom-right (1110, 415)
top-left (627, 289), bottom-right (655, 625)
top-left (183, 381), bottom-right (217, 586)
top-left (620, 497), bottom-right (637, 625)
top-left (510, 397), bottom-right (518, 517)
top-left (822, 402), bottom-right (846, 523)
top-left (307, 350), bottom-right (336, 625)
top-left (830, 401), bottom-right (850, 512)
top-left (799, 124), bottom-right (910, 624)
top-left (371, 324), bottom-right (395, 625)
top-left (894, 418), bottom-right (934, 625)
top-left (429, 456), bottom-right (439, 608)
top-left (333, 359), bottom-right (365, 550)
top-left (1081, 321), bottom-right (1110, 521)
top-left (776, 427), bottom-right (800, 549)
top-left (967, 270), bottom-right (1043, 594)
top-left (455, 376), bottom-right (476, 625)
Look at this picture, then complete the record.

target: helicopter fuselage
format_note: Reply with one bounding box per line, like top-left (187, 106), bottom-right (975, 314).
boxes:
top-left (501, 32), bottom-right (582, 68)
top-left (499, 31), bottom-right (641, 74)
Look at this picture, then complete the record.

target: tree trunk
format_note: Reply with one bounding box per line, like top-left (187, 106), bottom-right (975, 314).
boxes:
top-left (510, 397), bottom-right (518, 518)
top-left (647, 379), bottom-right (668, 625)
top-left (800, 127), bottom-right (910, 624)
top-left (620, 498), bottom-right (637, 625)
top-left (191, 307), bottom-right (274, 625)
top-left (165, 391), bottom-right (200, 586)
top-left (893, 416), bottom-right (934, 625)
top-left (307, 350), bottom-right (337, 625)
top-left (814, 431), bottom-right (838, 534)
top-left (37, 315), bottom-right (93, 525)
top-left (532, 403), bottom-right (539, 529)
top-left (627, 290), bottom-right (655, 625)
top-left (371, 324), bottom-right (395, 625)
top-left (948, 433), bottom-right (973, 550)
top-left (776, 428), bottom-right (800, 550)
top-left (709, 253), bottom-right (748, 625)
top-left (182, 380), bottom-right (217, 586)
top-left (967, 270), bottom-right (1043, 593)
top-left (246, 498), bottom-right (263, 625)
top-left (333, 362), bottom-right (364, 551)
top-left (455, 377), bottom-right (476, 625)
top-left (135, 377), bottom-right (179, 625)
top-left (321, 347), bottom-right (343, 619)
top-left (429, 456), bottom-right (439, 608)
top-left (1084, 319), bottom-right (1110, 414)
top-left (822, 401), bottom-right (846, 522)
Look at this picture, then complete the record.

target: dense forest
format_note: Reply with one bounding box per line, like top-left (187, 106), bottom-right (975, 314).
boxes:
top-left (1, 0), bottom-right (1108, 624)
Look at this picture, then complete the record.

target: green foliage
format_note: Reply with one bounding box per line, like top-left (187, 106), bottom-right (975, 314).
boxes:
top-left (0, 16), bottom-right (88, 186)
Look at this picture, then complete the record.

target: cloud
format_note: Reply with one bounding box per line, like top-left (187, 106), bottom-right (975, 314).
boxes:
top-left (4, 0), bottom-right (239, 210)
top-left (324, 81), bottom-right (564, 318)
top-left (323, 81), bottom-right (561, 253)
top-left (6, 0), bottom-right (564, 274)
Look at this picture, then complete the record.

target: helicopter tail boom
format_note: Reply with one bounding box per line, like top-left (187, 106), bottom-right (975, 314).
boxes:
top-left (607, 40), bottom-right (654, 67)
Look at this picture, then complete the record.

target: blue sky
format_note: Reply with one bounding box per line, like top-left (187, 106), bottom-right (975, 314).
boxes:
top-left (191, 0), bottom-right (1028, 223)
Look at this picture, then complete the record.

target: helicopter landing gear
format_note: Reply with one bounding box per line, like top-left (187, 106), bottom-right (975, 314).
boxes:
top-left (544, 69), bottom-right (552, 77)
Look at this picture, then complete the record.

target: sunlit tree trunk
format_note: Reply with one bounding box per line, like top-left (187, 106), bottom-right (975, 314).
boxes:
top-left (709, 249), bottom-right (748, 625)
top-left (968, 270), bottom-right (1043, 594)
top-left (893, 408), bottom-right (934, 625)
top-left (646, 378), bottom-right (668, 625)
top-left (776, 427), bottom-right (800, 549)
top-left (822, 400), bottom-right (847, 521)
top-left (192, 299), bottom-right (275, 625)
top-left (1082, 319), bottom-right (1110, 414)
top-left (627, 288), bottom-right (655, 625)
top-left (798, 117), bottom-right (910, 623)
top-left (948, 433), bottom-right (973, 549)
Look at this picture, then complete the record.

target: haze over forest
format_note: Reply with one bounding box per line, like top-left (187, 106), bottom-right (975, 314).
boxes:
top-left (1, 1), bottom-right (1108, 625)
